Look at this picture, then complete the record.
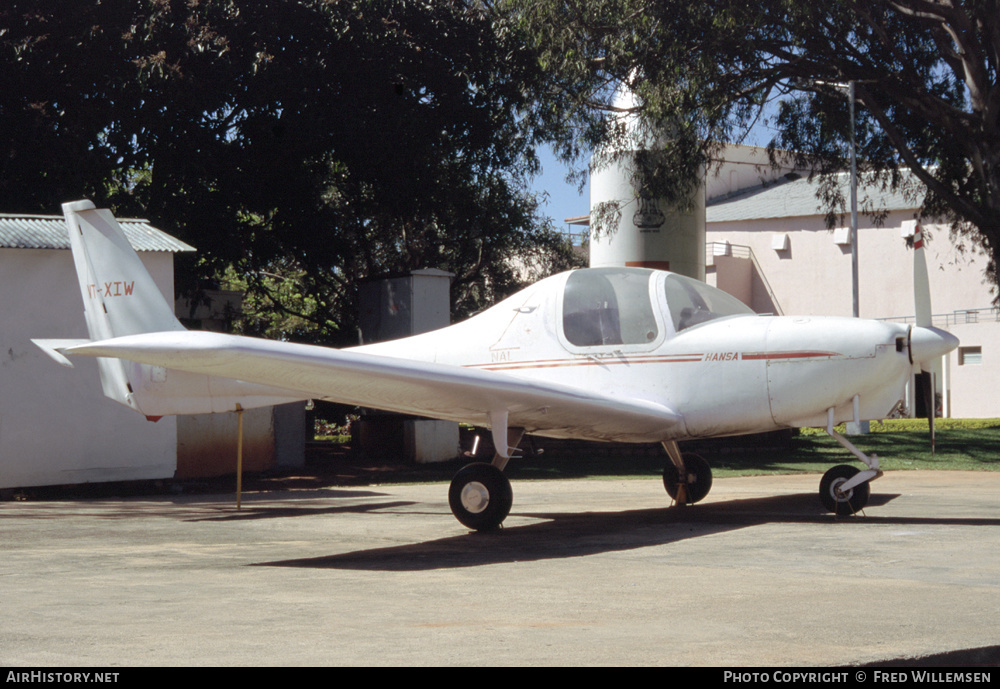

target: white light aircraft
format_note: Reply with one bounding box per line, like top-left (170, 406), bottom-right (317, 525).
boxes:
top-left (35, 200), bottom-right (959, 530)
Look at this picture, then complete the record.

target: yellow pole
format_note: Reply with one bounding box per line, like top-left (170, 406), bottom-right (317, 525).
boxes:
top-left (236, 404), bottom-right (244, 510)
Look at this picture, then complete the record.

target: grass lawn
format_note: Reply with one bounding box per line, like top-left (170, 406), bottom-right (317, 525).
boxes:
top-left (492, 421), bottom-right (1000, 482)
top-left (300, 419), bottom-right (1000, 488)
top-left (17, 421), bottom-right (995, 501)
top-left (703, 426), bottom-right (1000, 477)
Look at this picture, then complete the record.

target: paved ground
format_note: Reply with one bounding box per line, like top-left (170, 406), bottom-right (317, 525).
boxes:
top-left (2, 470), bottom-right (999, 666)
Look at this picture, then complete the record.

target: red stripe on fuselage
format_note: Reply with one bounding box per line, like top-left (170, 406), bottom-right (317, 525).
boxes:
top-left (469, 350), bottom-right (840, 372)
top-left (741, 351), bottom-right (838, 361)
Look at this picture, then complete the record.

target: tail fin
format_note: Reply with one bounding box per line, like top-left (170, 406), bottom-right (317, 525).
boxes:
top-left (38, 200), bottom-right (306, 417)
top-left (55, 200), bottom-right (185, 413)
top-left (62, 200), bottom-right (185, 338)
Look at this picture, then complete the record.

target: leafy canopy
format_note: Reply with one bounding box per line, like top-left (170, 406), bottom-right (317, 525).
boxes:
top-left (504, 0), bottom-right (1000, 290)
top-left (1, 0), bottom-right (581, 342)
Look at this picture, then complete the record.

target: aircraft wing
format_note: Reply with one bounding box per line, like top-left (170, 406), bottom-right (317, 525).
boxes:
top-left (64, 331), bottom-right (682, 443)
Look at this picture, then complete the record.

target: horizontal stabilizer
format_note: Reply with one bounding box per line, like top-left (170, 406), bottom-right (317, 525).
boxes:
top-left (31, 339), bottom-right (92, 368)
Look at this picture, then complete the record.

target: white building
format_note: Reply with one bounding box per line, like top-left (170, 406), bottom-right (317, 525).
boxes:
top-left (1, 212), bottom-right (303, 490)
top-left (577, 143), bottom-right (999, 418)
top-left (704, 146), bottom-right (1000, 418)
top-left (1, 213), bottom-right (189, 488)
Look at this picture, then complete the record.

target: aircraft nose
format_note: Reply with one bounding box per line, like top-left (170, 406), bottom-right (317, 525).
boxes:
top-left (909, 325), bottom-right (959, 365)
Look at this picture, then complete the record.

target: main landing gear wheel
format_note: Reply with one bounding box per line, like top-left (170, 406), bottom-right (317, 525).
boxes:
top-left (663, 453), bottom-right (713, 504)
top-left (448, 462), bottom-right (513, 531)
top-left (819, 464), bottom-right (870, 515)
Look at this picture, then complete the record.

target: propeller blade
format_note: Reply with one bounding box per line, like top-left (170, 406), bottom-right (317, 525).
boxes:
top-left (921, 368), bottom-right (936, 455)
top-left (910, 227), bottom-right (948, 455)
top-left (913, 224), bottom-right (932, 328)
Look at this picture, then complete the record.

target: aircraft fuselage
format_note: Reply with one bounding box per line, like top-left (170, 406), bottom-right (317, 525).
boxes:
top-left (358, 269), bottom-right (916, 442)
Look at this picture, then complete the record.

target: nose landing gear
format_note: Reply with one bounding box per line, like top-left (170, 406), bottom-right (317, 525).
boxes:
top-left (820, 402), bottom-right (882, 515)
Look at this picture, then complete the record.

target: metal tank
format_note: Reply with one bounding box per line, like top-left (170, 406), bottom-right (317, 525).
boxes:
top-left (588, 159), bottom-right (706, 280)
top-left (588, 82), bottom-right (706, 280)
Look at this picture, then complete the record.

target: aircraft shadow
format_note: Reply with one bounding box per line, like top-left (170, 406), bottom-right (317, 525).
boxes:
top-left (186, 499), bottom-right (417, 522)
top-left (253, 490), bottom-right (1000, 572)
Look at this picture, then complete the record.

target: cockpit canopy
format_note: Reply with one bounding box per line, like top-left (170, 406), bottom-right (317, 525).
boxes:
top-left (661, 270), bottom-right (755, 332)
top-left (561, 267), bottom-right (754, 348)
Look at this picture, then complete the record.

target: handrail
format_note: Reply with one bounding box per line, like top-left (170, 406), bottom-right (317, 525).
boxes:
top-left (877, 306), bottom-right (1000, 329)
top-left (706, 242), bottom-right (784, 316)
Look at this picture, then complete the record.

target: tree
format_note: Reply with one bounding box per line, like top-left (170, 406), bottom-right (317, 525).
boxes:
top-left (1, 0), bottom-right (580, 343)
top-left (503, 0), bottom-right (1000, 291)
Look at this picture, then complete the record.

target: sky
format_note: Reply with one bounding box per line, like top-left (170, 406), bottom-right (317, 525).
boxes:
top-left (531, 145), bottom-right (590, 238)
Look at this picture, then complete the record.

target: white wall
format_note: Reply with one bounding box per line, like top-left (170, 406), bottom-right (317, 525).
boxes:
top-left (947, 321), bottom-right (1000, 418)
top-left (706, 211), bottom-right (1000, 417)
top-left (707, 211), bottom-right (993, 320)
top-left (1, 248), bottom-right (177, 488)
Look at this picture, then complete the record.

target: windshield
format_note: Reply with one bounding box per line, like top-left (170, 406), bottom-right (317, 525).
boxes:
top-left (663, 273), bottom-right (755, 332)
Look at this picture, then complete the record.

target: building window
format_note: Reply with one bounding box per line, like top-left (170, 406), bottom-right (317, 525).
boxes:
top-left (959, 346), bottom-right (982, 365)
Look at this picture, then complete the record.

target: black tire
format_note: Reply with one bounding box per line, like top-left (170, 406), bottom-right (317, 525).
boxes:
top-left (448, 463), bottom-right (513, 531)
top-left (662, 453), bottom-right (713, 504)
top-left (819, 464), bottom-right (870, 515)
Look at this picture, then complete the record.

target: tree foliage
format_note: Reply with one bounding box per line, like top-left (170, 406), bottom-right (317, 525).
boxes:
top-left (1, 0), bottom-right (580, 343)
top-left (503, 0), bottom-right (1000, 290)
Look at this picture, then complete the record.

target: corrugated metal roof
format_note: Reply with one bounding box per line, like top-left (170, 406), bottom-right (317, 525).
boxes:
top-left (707, 171), bottom-right (922, 223)
top-left (0, 213), bottom-right (195, 252)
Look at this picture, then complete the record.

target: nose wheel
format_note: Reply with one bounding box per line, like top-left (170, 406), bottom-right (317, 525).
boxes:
top-left (819, 464), bottom-right (871, 515)
top-left (448, 462), bottom-right (513, 531)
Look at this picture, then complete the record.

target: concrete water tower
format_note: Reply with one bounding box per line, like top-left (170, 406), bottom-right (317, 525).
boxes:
top-left (589, 161), bottom-right (706, 279)
top-left (588, 85), bottom-right (706, 279)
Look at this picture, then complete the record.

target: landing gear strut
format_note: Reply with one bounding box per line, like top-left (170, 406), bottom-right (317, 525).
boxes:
top-left (448, 421), bottom-right (523, 531)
